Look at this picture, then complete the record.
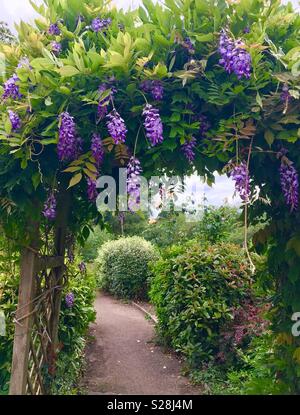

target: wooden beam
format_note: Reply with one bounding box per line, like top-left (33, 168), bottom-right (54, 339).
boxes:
top-left (9, 246), bottom-right (37, 395)
top-left (35, 256), bottom-right (64, 272)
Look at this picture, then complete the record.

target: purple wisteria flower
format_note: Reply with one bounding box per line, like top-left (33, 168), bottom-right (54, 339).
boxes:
top-left (230, 162), bottom-right (251, 203)
top-left (87, 178), bottom-right (98, 201)
top-left (2, 74), bottom-right (22, 100)
top-left (127, 156), bottom-right (142, 212)
top-left (17, 57), bottom-right (31, 70)
top-left (8, 110), bottom-right (21, 131)
top-left (280, 84), bottom-right (291, 104)
top-left (280, 161), bottom-right (299, 211)
top-left (143, 104), bottom-right (164, 147)
top-left (219, 30), bottom-right (251, 79)
top-left (48, 23), bottom-right (61, 36)
top-left (140, 80), bottom-right (152, 93)
top-left (181, 136), bottom-right (197, 163)
top-left (140, 80), bottom-right (164, 101)
top-left (106, 110), bottom-right (127, 144)
top-left (182, 37), bottom-right (195, 54)
top-left (199, 114), bottom-right (210, 138)
top-left (243, 26), bottom-right (251, 34)
top-left (51, 41), bottom-right (62, 54)
top-left (65, 292), bottom-right (75, 308)
top-left (43, 193), bottom-right (57, 220)
top-left (151, 81), bottom-right (164, 101)
top-left (67, 247), bottom-right (75, 263)
top-left (58, 112), bottom-right (79, 162)
top-left (91, 133), bottom-right (105, 167)
top-left (91, 17), bottom-right (112, 32)
top-left (78, 262), bottom-right (87, 274)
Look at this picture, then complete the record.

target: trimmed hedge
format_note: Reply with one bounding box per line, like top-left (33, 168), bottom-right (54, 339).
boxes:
top-left (96, 236), bottom-right (158, 300)
top-left (150, 241), bottom-right (253, 366)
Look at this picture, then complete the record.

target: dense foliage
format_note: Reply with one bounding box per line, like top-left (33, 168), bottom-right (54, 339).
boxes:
top-left (46, 265), bottom-right (96, 394)
top-left (0, 0), bottom-right (300, 391)
top-left (0, 251), bottom-right (95, 394)
top-left (96, 236), bottom-right (158, 299)
top-left (150, 241), bottom-right (258, 366)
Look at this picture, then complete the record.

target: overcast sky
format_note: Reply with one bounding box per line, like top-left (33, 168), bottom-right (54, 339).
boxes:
top-left (1, 0), bottom-right (298, 29)
top-left (1, 0), bottom-right (298, 206)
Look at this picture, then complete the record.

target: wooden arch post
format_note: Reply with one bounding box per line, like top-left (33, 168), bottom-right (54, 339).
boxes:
top-left (9, 183), bottom-right (71, 395)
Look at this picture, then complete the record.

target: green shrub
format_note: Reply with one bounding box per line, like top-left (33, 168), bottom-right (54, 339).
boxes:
top-left (0, 257), bottom-right (96, 395)
top-left (47, 264), bottom-right (96, 395)
top-left (96, 236), bottom-right (158, 300)
top-left (150, 241), bottom-right (253, 366)
top-left (80, 227), bottom-right (113, 262)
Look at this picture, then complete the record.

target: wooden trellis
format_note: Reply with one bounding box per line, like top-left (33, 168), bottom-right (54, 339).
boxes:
top-left (9, 187), bottom-right (71, 395)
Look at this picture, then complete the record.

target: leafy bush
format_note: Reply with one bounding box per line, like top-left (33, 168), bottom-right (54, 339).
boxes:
top-left (0, 275), bottom-right (18, 395)
top-left (96, 236), bottom-right (158, 300)
top-left (150, 241), bottom-right (253, 366)
top-left (80, 227), bottom-right (113, 262)
top-left (47, 263), bottom-right (96, 395)
top-left (190, 334), bottom-right (284, 395)
top-left (0, 256), bottom-right (95, 395)
top-left (199, 206), bottom-right (240, 244)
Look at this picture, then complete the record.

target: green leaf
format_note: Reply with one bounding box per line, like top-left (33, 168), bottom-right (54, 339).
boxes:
top-left (63, 166), bottom-right (82, 173)
top-left (264, 129), bottom-right (275, 146)
top-left (194, 33), bottom-right (214, 42)
top-left (85, 162), bottom-right (98, 173)
top-left (68, 172), bottom-right (82, 188)
top-left (59, 65), bottom-right (80, 77)
top-left (31, 172), bottom-right (41, 190)
top-left (256, 92), bottom-right (263, 108)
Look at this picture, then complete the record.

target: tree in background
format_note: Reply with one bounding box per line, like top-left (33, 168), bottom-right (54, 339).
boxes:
top-left (0, 22), bottom-right (15, 45)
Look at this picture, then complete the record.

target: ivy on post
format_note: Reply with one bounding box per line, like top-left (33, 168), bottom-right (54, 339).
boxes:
top-left (49, 178), bottom-right (72, 374)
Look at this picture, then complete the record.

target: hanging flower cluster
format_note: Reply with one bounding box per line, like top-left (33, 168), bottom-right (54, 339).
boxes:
top-left (106, 110), bottom-right (127, 144)
top-left (127, 156), bottom-right (142, 212)
top-left (198, 114), bottom-right (210, 138)
top-left (140, 80), bottom-right (164, 101)
top-left (143, 104), bottom-right (164, 147)
top-left (48, 23), bottom-right (61, 35)
top-left (280, 161), bottom-right (299, 211)
top-left (91, 133), bottom-right (105, 167)
top-left (58, 112), bottom-right (79, 161)
top-left (230, 162), bottom-right (251, 202)
top-left (78, 262), bottom-right (87, 274)
top-left (181, 136), bottom-right (197, 163)
top-left (8, 110), bottom-right (21, 131)
top-left (42, 193), bottom-right (57, 220)
top-left (87, 177), bottom-right (98, 201)
top-left (17, 57), bottom-right (31, 70)
top-left (219, 30), bottom-right (251, 79)
top-left (182, 37), bottom-right (195, 54)
top-left (91, 17), bottom-right (112, 32)
top-left (65, 292), bottom-right (75, 308)
top-left (2, 74), bottom-right (22, 100)
top-left (51, 41), bottom-right (62, 54)
top-left (281, 84), bottom-right (291, 104)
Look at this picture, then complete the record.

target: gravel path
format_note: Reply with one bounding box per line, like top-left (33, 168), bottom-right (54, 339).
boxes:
top-left (81, 292), bottom-right (201, 395)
